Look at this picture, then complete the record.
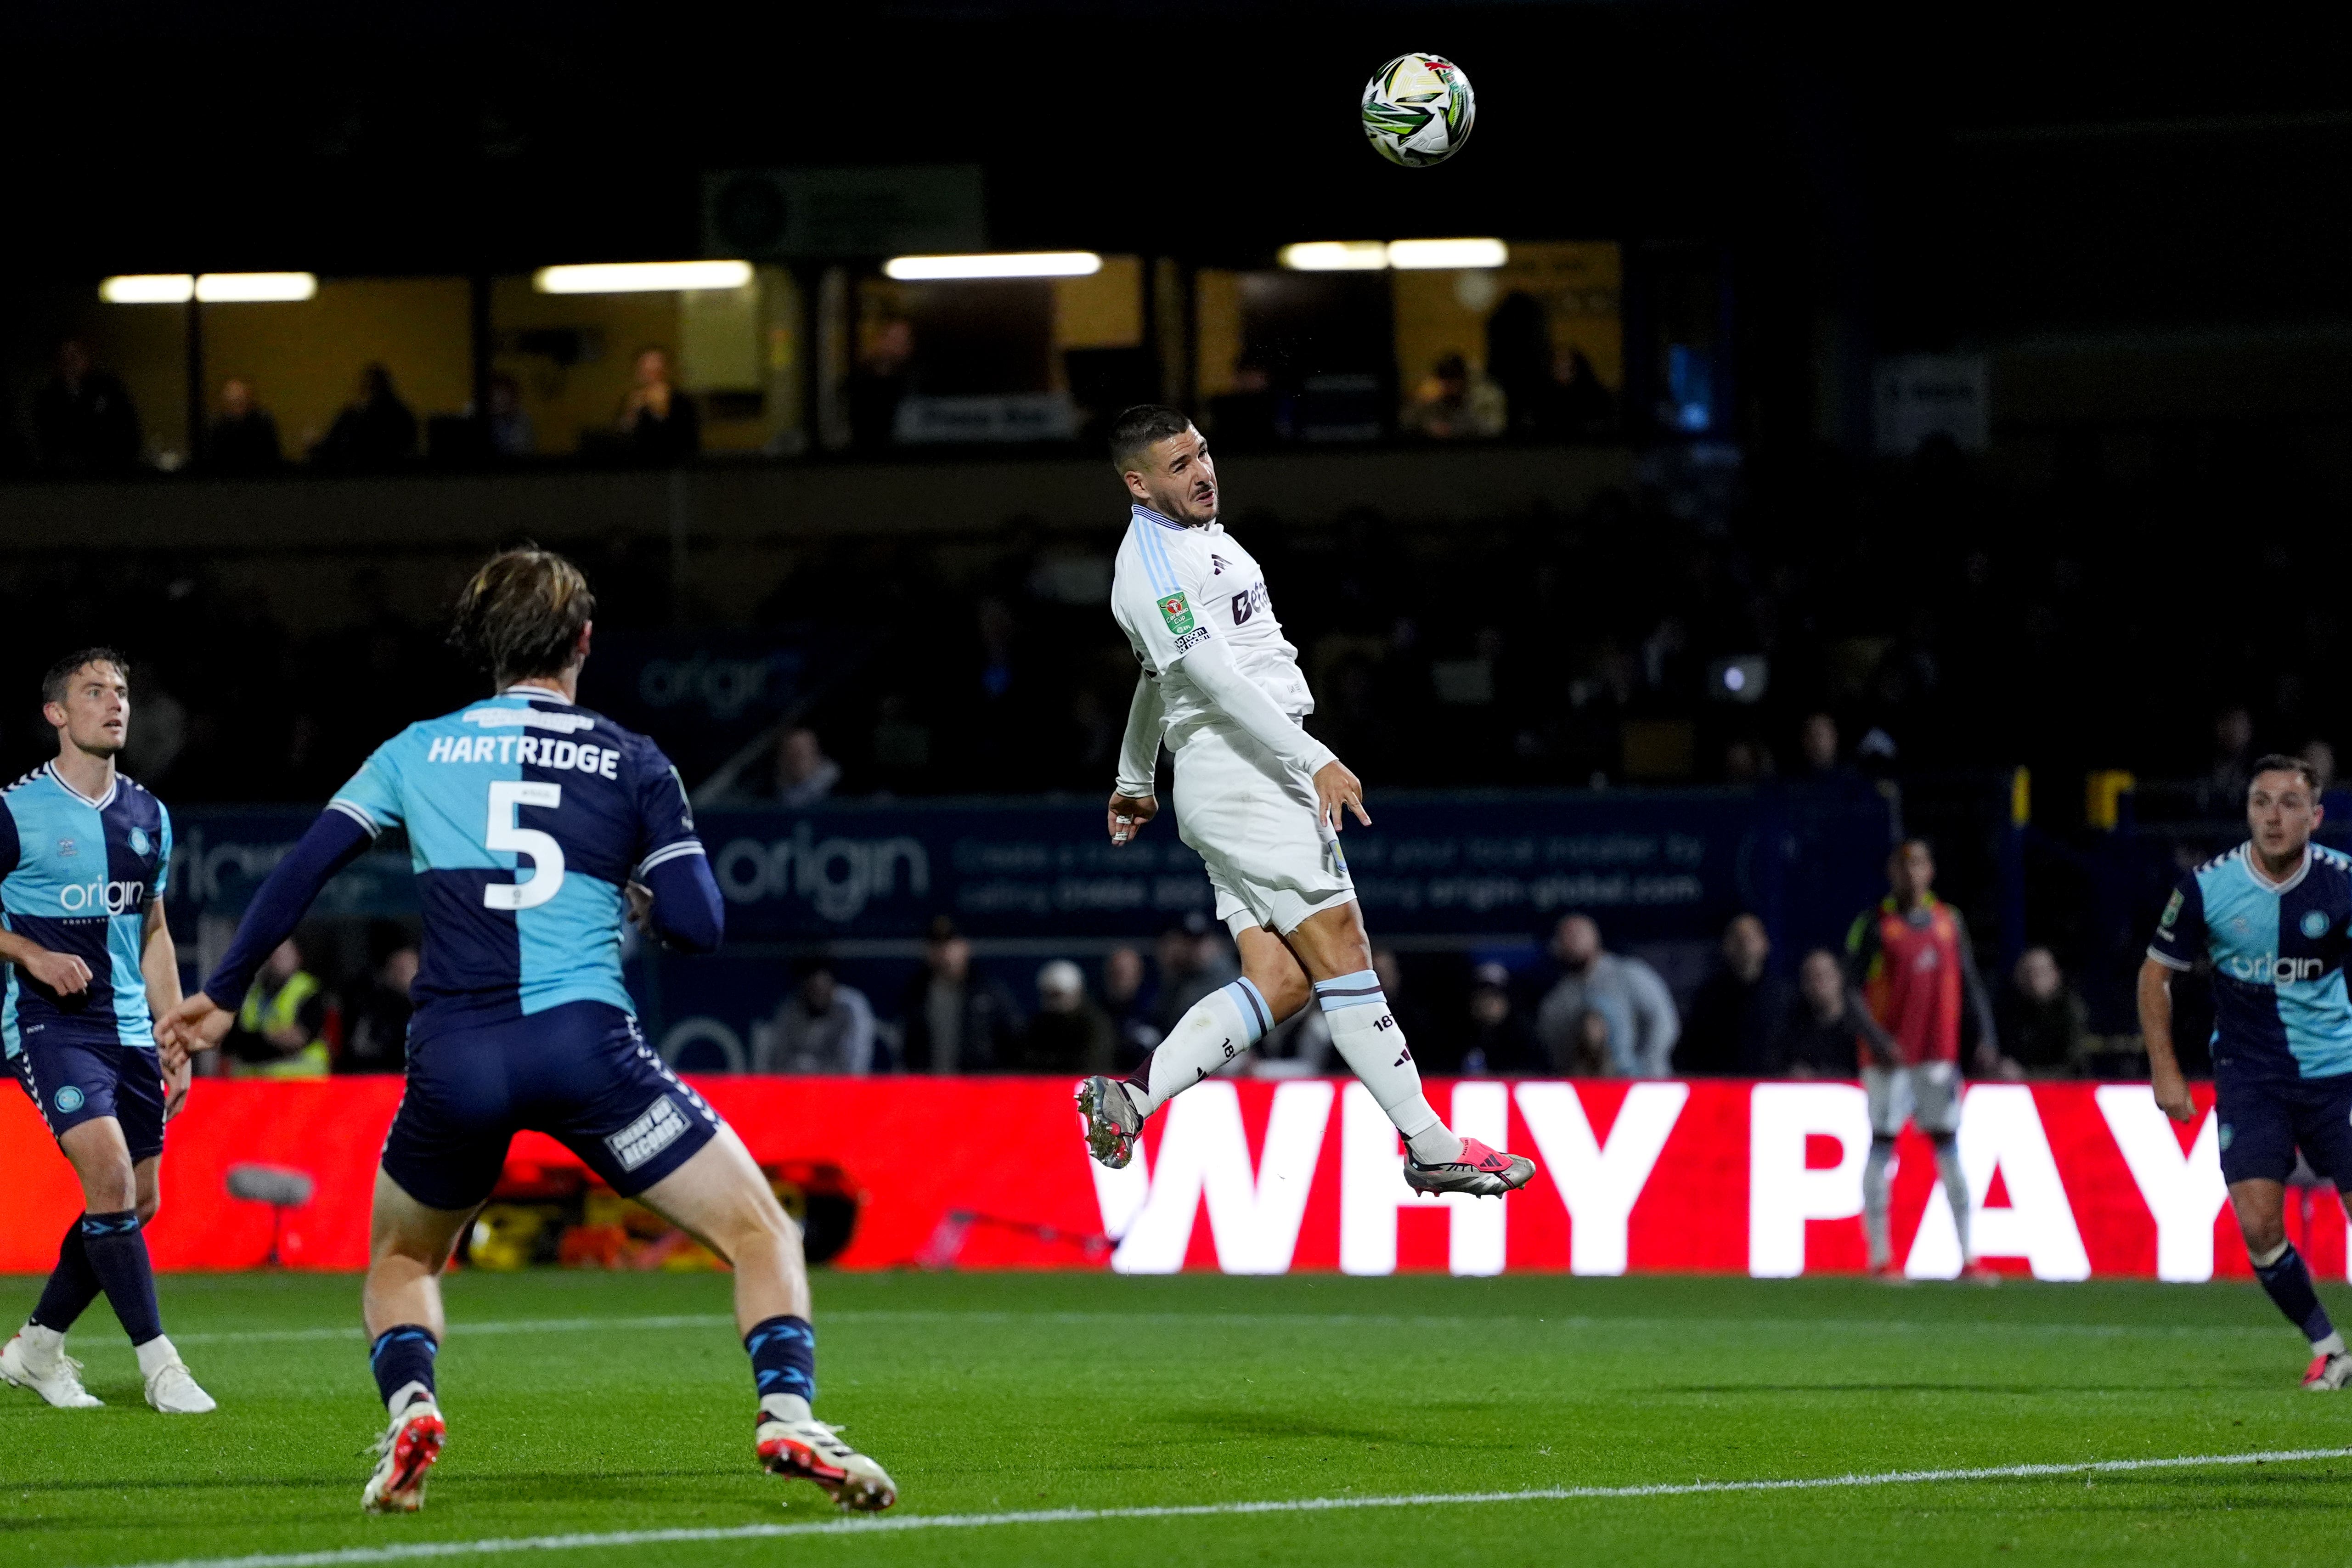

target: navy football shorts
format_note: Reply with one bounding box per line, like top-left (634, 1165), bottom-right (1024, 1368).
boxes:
top-left (9, 1037), bottom-right (167, 1162)
top-left (2215, 1069), bottom-right (2352, 1188)
top-left (381, 1000), bottom-right (722, 1213)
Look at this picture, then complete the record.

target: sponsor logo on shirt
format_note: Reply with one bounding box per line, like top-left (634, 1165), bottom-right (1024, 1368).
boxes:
top-left (1158, 592), bottom-right (1196, 634)
top-left (1173, 627), bottom-right (1210, 654)
top-left (61, 879), bottom-right (146, 914)
top-left (607, 1096), bottom-right (688, 1172)
top-left (55, 838), bottom-right (75, 859)
top-left (2223, 951), bottom-right (2326, 984)
top-left (1230, 581), bottom-right (1271, 626)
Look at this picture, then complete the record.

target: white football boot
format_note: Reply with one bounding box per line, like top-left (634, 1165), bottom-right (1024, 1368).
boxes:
top-left (755, 1396), bottom-right (897, 1511)
top-left (362, 1401), bottom-right (447, 1513)
top-left (0, 1326), bottom-right (103, 1409)
top-left (2303, 1352), bottom-right (2352, 1391)
top-left (140, 1339), bottom-right (217, 1414)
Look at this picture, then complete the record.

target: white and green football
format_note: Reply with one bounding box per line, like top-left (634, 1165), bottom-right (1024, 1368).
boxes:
top-left (1361, 53), bottom-right (1475, 168)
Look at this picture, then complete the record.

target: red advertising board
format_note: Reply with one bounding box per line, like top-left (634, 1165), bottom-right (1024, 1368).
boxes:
top-left (0, 1077), bottom-right (2318, 1282)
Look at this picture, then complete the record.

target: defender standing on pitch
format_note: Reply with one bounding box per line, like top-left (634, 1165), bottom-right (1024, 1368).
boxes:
top-left (0, 649), bottom-right (213, 1414)
top-left (1075, 406), bottom-right (1536, 1195)
top-left (158, 548), bottom-right (897, 1512)
top-left (2142, 755), bottom-right (2352, 1389)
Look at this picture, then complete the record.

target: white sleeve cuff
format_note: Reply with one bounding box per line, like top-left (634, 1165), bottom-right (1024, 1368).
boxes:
top-left (637, 840), bottom-right (706, 874)
top-left (2144, 947), bottom-right (2193, 971)
top-left (327, 799), bottom-right (382, 839)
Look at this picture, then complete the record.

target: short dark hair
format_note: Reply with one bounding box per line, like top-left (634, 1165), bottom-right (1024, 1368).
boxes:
top-left (2251, 754), bottom-right (2322, 795)
top-left (1108, 404), bottom-right (1194, 471)
top-left (42, 648), bottom-right (129, 706)
top-left (448, 545), bottom-right (597, 684)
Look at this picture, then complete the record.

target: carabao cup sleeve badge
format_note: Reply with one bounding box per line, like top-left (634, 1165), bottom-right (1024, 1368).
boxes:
top-left (1158, 592), bottom-right (1196, 634)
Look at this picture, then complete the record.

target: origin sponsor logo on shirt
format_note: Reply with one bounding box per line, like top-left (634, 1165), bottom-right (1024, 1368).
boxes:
top-left (2223, 951), bottom-right (2327, 984)
top-left (427, 733), bottom-right (620, 777)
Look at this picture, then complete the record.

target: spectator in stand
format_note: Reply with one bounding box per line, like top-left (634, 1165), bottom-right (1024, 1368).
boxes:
top-left (617, 346), bottom-right (699, 464)
top-left (207, 377), bottom-right (282, 474)
top-left (224, 938), bottom-right (332, 1078)
top-left (1151, 913), bottom-right (1237, 1038)
top-left (1557, 347), bottom-right (1614, 433)
top-left (32, 339), bottom-right (141, 473)
top-left (1678, 914), bottom-right (1790, 1075)
top-left (757, 962), bottom-right (876, 1074)
top-left (1461, 961), bottom-right (1542, 1075)
top-left (1485, 291), bottom-right (1556, 436)
top-left (1997, 946), bottom-right (2087, 1077)
top-left (1797, 712), bottom-right (1844, 780)
top-left (899, 917), bottom-right (1020, 1073)
top-left (1403, 354), bottom-right (1506, 441)
top-left (2200, 705), bottom-right (2257, 815)
top-left (846, 318), bottom-right (914, 451)
top-left (342, 936), bottom-right (417, 1073)
top-left (482, 371), bottom-right (535, 457)
top-left (773, 728), bottom-right (842, 807)
top-left (1535, 914), bottom-right (1680, 1077)
top-left (1015, 960), bottom-right (1116, 1073)
top-left (1103, 944), bottom-right (1160, 1067)
top-left (2304, 739), bottom-right (2352, 823)
top-left (312, 363), bottom-right (418, 469)
top-left (1772, 948), bottom-right (1863, 1077)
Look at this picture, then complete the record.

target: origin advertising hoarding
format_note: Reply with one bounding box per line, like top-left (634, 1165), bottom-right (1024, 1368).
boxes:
top-left (0, 1078), bottom-right (2300, 1282)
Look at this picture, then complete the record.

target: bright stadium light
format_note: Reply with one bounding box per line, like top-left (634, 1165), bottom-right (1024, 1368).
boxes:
top-left (195, 272), bottom-right (318, 302)
top-left (882, 252), bottom-right (1102, 281)
top-left (533, 260), bottom-right (755, 294)
top-left (100, 274), bottom-right (196, 303)
top-left (1278, 241), bottom-right (1389, 271)
top-left (1385, 237), bottom-right (1509, 270)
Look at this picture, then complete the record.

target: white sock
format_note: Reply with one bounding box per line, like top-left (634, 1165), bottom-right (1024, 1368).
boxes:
top-left (1314, 969), bottom-right (1462, 1166)
top-left (135, 1335), bottom-right (179, 1381)
top-left (1934, 1140), bottom-right (1973, 1262)
top-left (2315, 1331), bottom-right (2347, 1358)
top-left (760, 1392), bottom-right (814, 1425)
top-left (1862, 1139), bottom-right (1895, 1267)
top-left (1126, 979), bottom-right (1271, 1117)
top-left (19, 1321), bottom-right (64, 1365)
top-left (386, 1381), bottom-right (434, 1416)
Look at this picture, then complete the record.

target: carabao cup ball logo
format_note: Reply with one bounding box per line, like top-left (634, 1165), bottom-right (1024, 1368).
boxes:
top-left (2304, 909), bottom-right (2331, 940)
top-left (1361, 53), bottom-right (1475, 168)
top-left (54, 1085), bottom-right (84, 1114)
top-left (129, 826), bottom-right (151, 857)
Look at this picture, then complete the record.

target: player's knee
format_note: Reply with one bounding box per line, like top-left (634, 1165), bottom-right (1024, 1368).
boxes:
top-left (1255, 964), bottom-right (1314, 1022)
top-left (136, 1190), bottom-right (162, 1226)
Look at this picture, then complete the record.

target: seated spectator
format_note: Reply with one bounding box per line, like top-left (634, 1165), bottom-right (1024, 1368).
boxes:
top-left (1534, 914), bottom-right (1679, 1077)
top-left (774, 728), bottom-right (842, 807)
top-left (1151, 913), bottom-right (1237, 1038)
top-left (1772, 948), bottom-right (1862, 1078)
top-left (1402, 353), bottom-right (1506, 441)
top-left (1997, 946), bottom-right (2087, 1077)
top-left (33, 339), bottom-right (141, 473)
top-left (1102, 944), bottom-right (1160, 1067)
top-left (313, 363), bottom-right (418, 469)
top-left (225, 938), bottom-right (332, 1078)
top-left (758, 963), bottom-right (876, 1074)
top-left (1461, 962), bottom-right (1543, 1075)
top-left (1014, 960), bottom-right (1116, 1073)
top-left (342, 938), bottom-right (417, 1073)
top-left (898, 917), bottom-right (1020, 1072)
top-left (618, 346), bottom-right (699, 464)
top-left (1677, 914), bottom-right (1790, 1076)
top-left (207, 377), bottom-right (282, 474)
top-left (484, 371), bottom-right (535, 457)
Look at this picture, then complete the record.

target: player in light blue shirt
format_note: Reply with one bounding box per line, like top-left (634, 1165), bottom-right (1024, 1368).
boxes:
top-left (0, 649), bottom-right (214, 1414)
top-left (2143, 753), bottom-right (2352, 1389)
top-left (160, 548), bottom-right (897, 1515)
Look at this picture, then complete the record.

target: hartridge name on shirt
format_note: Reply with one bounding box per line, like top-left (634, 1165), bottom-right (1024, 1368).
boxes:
top-left (425, 734), bottom-right (620, 777)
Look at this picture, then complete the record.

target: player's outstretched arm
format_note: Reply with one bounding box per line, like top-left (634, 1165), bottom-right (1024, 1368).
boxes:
top-left (2138, 956), bottom-right (2196, 1122)
top-left (162, 808), bottom-right (376, 1066)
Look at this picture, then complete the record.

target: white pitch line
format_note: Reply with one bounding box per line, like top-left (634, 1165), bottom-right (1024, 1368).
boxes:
top-left (141, 1307), bottom-right (2283, 1349)
top-left (92, 1445), bottom-right (2352, 1568)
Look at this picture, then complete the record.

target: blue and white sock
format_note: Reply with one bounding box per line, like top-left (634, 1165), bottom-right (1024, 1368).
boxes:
top-left (1314, 970), bottom-right (1462, 1166)
top-left (1125, 978), bottom-right (1271, 1117)
top-left (747, 1315), bottom-right (817, 1421)
top-left (370, 1325), bottom-right (439, 1416)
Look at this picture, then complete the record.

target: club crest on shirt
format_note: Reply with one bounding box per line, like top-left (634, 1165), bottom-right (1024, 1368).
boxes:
top-left (1158, 592), bottom-right (1196, 634)
top-left (2303, 909), bottom-right (2331, 939)
top-left (53, 1085), bottom-right (83, 1113)
top-left (129, 826), bottom-right (151, 857)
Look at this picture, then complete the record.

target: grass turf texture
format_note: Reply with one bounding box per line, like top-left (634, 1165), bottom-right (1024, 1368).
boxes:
top-left (6, 1271), bottom-right (2352, 1567)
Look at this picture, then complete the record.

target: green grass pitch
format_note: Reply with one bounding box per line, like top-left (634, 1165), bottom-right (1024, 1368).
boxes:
top-left (7, 1269), bottom-right (2352, 1567)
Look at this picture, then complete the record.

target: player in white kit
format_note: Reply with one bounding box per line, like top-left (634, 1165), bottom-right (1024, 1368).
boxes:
top-left (1075, 406), bottom-right (1537, 1197)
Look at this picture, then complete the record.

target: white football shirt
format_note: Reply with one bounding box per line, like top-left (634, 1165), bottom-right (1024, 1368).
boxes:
top-left (1110, 503), bottom-right (1314, 742)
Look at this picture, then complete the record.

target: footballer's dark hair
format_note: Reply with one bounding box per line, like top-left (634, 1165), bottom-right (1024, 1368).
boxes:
top-left (449, 545), bottom-right (597, 685)
top-left (42, 647), bottom-right (130, 706)
top-left (2251, 753), bottom-right (2322, 795)
top-left (1107, 404), bottom-right (1195, 471)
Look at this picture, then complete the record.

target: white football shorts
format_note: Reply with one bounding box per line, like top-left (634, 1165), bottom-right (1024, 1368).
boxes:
top-left (1171, 722), bottom-right (1356, 938)
top-left (1863, 1060), bottom-right (1963, 1139)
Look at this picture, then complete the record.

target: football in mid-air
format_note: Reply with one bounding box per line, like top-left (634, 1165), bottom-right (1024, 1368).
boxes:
top-left (1361, 53), bottom-right (1475, 168)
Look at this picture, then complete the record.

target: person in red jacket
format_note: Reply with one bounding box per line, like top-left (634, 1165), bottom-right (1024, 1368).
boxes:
top-left (1845, 839), bottom-right (2000, 1281)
